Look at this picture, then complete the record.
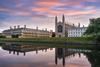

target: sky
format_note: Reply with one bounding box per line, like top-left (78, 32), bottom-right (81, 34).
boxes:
top-left (0, 0), bottom-right (100, 32)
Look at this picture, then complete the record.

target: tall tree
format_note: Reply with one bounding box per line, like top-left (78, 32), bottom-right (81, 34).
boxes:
top-left (84, 18), bottom-right (100, 42)
top-left (85, 18), bottom-right (100, 35)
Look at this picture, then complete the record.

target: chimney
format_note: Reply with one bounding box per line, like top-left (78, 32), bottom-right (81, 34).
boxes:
top-left (73, 24), bottom-right (75, 27)
top-left (24, 25), bottom-right (26, 29)
top-left (83, 25), bottom-right (84, 27)
top-left (36, 26), bottom-right (38, 30)
top-left (17, 25), bottom-right (20, 29)
top-left (78, 23), bottom-right (80, 27)
top-left (45, 28), bottom-right (47, 31)
top-left (10, 26), bottom-right (12, 30)
top-left (14, 26), bottom-right (16, 29)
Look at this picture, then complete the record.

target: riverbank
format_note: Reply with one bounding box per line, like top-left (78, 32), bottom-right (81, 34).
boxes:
top-left (0, 41), bottom-right (99, 51)
top-left (0, 37), bottom-right (95, 45)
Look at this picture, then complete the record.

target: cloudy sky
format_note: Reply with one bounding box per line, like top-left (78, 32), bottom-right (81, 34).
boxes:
top-left (0, 0), bottom-right (100, 32)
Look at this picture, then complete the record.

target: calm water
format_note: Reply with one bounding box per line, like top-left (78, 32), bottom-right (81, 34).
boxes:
top-left (0, 43), bottom-right (100, 67)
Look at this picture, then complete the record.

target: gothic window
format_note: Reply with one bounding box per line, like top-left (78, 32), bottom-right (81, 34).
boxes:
top-left (58, 25), bottom-right (63, 33)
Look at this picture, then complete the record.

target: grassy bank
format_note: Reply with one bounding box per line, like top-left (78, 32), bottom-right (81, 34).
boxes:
top-left (0, 37), bottom-right (93, 44)
top-left (0, 41), bottom-right (99, 50)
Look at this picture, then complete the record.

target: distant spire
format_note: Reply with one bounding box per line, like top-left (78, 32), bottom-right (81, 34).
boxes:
top-left (78, 23), bottom-right (80, 27)
top-left (55, 16), bottom-right (57, 33)
top-left (55, 16), bottom-right (57, 24)
top-left (62, 14), bottom-right (65, 23)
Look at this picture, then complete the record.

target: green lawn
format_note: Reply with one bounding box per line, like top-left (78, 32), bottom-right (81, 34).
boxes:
top-left (0, 37), bottom-right (93, 44)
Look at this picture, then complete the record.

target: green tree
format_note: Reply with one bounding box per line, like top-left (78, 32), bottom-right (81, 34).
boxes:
top-left (84, 18), bottom-right (100, 42)
top-left (85, 18), bottom-right (100, 35)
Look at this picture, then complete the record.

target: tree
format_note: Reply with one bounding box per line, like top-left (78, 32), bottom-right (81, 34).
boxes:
top-left (84, 18), bottom-right (100, 42)
top-left (85, 18), bottom-right (100, 35)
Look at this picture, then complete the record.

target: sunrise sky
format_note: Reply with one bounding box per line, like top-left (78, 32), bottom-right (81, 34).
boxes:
top-left (0, 0), bottom-right (100, 32)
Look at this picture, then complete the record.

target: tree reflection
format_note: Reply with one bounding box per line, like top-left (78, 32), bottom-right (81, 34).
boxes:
top-left (0, 43), bottom-right (100, 67)
top-left (55, 48), bottom-right (100, 67)
top-left (84, 50), bottom-right (100, 67)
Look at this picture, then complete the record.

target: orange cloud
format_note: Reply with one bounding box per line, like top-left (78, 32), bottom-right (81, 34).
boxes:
top-left (32, 7), bottom-right (62, 16)
top-left (36, 0), bottom-right (64, 8)
top-left (37, 0), bottom-right (97, 9)
top-left (38, 2), bottom-right (60, 7)
top-left (32, 7), bottom-right (49, 12)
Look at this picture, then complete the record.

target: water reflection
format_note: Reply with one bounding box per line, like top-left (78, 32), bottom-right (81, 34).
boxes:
top-left (2, 43), bottom-right (50, 56)
top-left (55, 48), bottom-right (75, 66)
top-left (55, 48), bottom-right (91, 67)
top-left (0, 43), bottom-right (100, 67)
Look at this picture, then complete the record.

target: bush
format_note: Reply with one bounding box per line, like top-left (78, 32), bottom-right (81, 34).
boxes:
top-left (0, 35), bottom-right (6, 38)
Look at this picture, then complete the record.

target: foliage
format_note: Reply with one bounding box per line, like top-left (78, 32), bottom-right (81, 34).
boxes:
top-left (84, 18), bottom-right (100, 42)
top-left (0, 35), bottom-right (6, 38)
top-left (85, 18), bottom-right (100, 34)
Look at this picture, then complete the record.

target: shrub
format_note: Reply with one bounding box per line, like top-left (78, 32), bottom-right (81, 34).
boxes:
top-left (0, 35), bottom-right (6, 38)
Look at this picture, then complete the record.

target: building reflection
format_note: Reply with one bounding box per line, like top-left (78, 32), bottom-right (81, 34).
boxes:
top-left (55, 48), bottom-right (76, 67)
top-left (2, 43), bottom-right (50, 56)
top-left (1, 43), bottom-right (100, 67)
top-left (55, 48), bottom-right (100, 67)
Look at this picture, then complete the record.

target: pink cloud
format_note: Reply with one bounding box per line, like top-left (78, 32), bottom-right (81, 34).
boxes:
top-left (32, 7), bottom-right (49, 12)
top-left (47, 10), bottom-right (96, 16)
top-left (35, 0), bottom-right (64, 8)
top-left (32, 6), bottom-right (96, 16)
top-left (37, 2), bottom-right (63, 8)
top-left (32, 0), bottom-right (96, 15)
top-left (0, 0), bottom-right (97, 17)
top-left (65, 10), bottom-right (96, 15)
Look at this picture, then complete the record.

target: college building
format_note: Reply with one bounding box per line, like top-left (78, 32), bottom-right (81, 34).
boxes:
top-left (2, 14), bottom-right (87, 38)
top-left (55, 15), bottom-right (87, 37)
top-left (2, 25), bottom-right (52, 38)
top-left (68, 25), bottom-right (87, 37)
